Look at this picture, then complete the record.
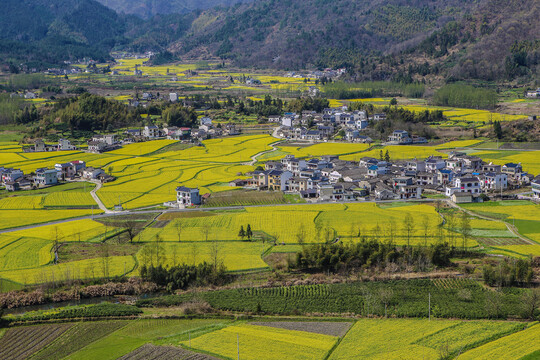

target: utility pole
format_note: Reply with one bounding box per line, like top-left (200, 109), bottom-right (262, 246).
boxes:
top-left (237, 334), bottom-right (240, 360)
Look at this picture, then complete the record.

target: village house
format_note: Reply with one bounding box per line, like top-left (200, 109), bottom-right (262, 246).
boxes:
top-left (267, 170), bottom-right (293, 191)
top-left (176, 186), bottom-right (201, 207)
top-left (1, 168), bottom-right (23, 184)
top-left (143, 125), bottom-right (160, 139)
top-left (82, 167), bottom-right (105, 180)
top-left (55, 163), bottom-right (76, 180)
top-left (58, 138), bottom-right (77, 151)
top-left (387, 130), bottom-right (412, 145)
top-left (446, 177), bottom-right (481, 197)
top-left (481, 172), bottom-right (508, 191)
top-left (34, 168), bottom-right (58, 186)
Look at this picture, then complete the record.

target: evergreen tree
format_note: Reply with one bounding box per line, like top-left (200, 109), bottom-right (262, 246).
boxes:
top-left (246, 224), bottom-right (253, 241)
top-left (238, 226), bottom-right (246, 241)
top-left (384, 150), bottom-right (390, 162)
top-left (493, 121), bottom-right (503, 139)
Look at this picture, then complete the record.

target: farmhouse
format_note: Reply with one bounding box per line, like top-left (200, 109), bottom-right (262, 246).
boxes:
top-left (34, 168), bottom-right (58, 186)
top-left (176, 186), bottom-right (202, 207)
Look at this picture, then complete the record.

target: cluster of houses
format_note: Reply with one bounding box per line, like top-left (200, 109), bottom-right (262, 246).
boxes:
top-left (217, 152), bottom-right (538, 204)
top-left (271, 107), bottom-right (428, 144)
top-left (26, 116), bottom-right (237, 155)
top-left (273, 107), bottom-right (381, 143)
top-left (1, 160), bottom-right (114, 192)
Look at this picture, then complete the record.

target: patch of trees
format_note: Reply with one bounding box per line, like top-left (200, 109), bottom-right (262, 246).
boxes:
top-left (0, 94), bottom-right (25, 125)
top-left (286, 97), bottom-right (330, 113)
top-left (294, 240), bottom-right (454, 273)
top-left (433, 84), bottom-right (497, 110)
top-left (161, 104), bottom-right (198, 127)
top-left (50, 93), bottom-right (140, 131)
top-left (324, 81), bottom-right (425, 100)
top-left (483, 258), bottom-right (534, 287)
top-left (148, 51), bottom-right (178, 65)
top-left (139, 262), bottom-right (229, 292)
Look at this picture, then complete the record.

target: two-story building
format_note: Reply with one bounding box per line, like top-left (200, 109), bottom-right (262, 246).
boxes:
top-left (34, 168), bottom-right (58, 186)
top-left (446, 177), bottom-right (481, 196)
top-left (176, 186), bottom-right (201, 207)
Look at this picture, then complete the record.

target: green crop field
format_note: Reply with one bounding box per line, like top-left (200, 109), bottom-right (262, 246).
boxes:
top-left (138, 279), bottom-right (528, 320)
top-left (67, 319), bottom-right (229, 360)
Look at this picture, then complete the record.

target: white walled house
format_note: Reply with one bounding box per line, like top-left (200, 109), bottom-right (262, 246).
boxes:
top-left (34, 168), bottom-right (58, 186)
top-left (446, 177), bottom-right (481, 197)
top-left (176, 186), bottom-right (201, 207)
top-left (481, 172), bottom-right (508, 191)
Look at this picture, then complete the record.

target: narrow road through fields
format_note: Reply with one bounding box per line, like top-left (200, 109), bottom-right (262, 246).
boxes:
top-left (90, 182), bottom-right (113, 214)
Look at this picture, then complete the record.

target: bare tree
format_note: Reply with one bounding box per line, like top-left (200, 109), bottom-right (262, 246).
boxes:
top-left (200, 227), bottom-right (210, 242)
top-left (124, 220), bottom-right (137, 243)
top-left (460, 212), bottom-right (471, 250)
top-left (446, 211), bottom-right (456, 247)
top-left (100, 243), bottom-right (110, 279)
top-left (402, 213), bottom-right (415, 247)
top-left (190, 242), bottom-right (199, 265)
top-left (421, 215), bottom-right (430, 247)
top-left (176, 221), bottom-right (183, 242)
top-left (154, 234), bottom-right (164, 266)
top-left (296, 224), bottom-right (306, 245)
top-left (209, 241), bottom-right (223, 273)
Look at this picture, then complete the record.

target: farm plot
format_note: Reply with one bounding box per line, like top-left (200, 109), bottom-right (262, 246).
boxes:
top-left (329, 319), bottom-right (524, 360)
top-left (139, 203), bottom-right (472, 246)
top-left (0, 209), bottom-right (100, 231)
top-left (0, 323), bottom-right (73, 360)
top-left (185, 324), bottom-right (338, 360)
top-left (250, 321), bottom-right (352, 337)
top-left (0, 195), bottom-right (44, 209)
top-left (137, 242), bottom-right (270, 272)
top-left (31, 321), bottom-right (129, 360)
top-left (0, 255), bottom-right (135, 285)
top-left (459, 323), bottom-right (540, 360)
top-left (463, 202), bottom-right (540, 243)
top-left (42, 191), bottom-right (96, 208)
top-left (0, 237), bottom-right (52, 271)
top-left (118, 344), bottom-right (219, 360)
top-left (7, 219), bottom-right (121, 243)
top-left (68, 319), bottom-right (227, 360)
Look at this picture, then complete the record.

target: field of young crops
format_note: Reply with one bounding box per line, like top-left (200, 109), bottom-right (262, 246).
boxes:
top-left (67, 319), bottom-right (229, 360)
top-left (329, 318), bottom-right (526, 359)
top-left (185, 323), bottom-right (338, 360)
top-left (140, 279), bottom-right (527, 319)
